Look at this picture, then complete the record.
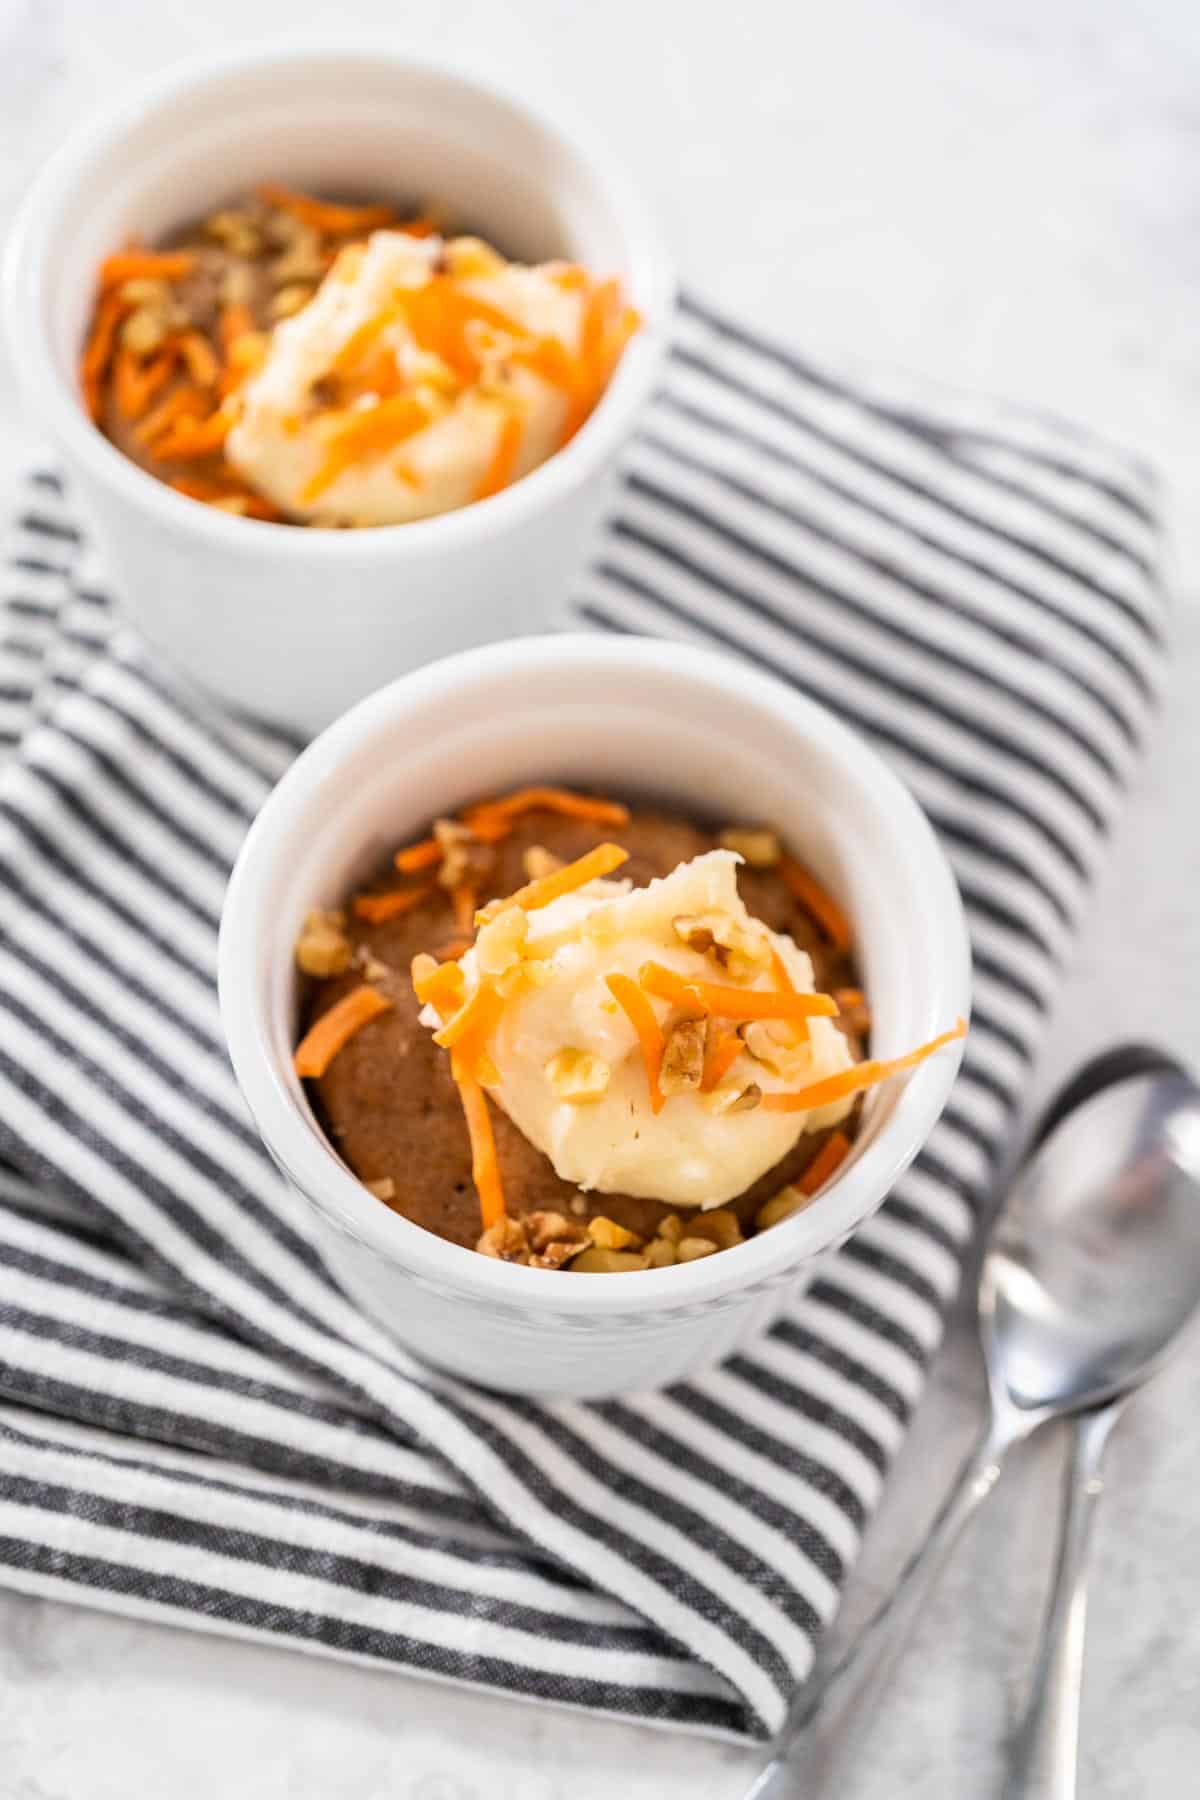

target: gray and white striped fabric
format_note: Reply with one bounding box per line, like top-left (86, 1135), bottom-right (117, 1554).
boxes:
top-left (0, 294), bottom-right (1168, 1739)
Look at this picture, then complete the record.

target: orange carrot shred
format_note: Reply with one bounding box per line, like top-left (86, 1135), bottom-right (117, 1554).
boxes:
top-left (302, 393), bottom-right (430, 504)
top-left (433, 982), bottom-right (506, 1053)
top-left (638, 962), bottom-right (839, 1023)
top-left (79, 290), bottom-right (130, 420)
top-left (474, 406), bottom-right (524, 502)
top-left (411, 954), bottom-right (465, 1019)
top-left (394, 836), bottom-right (443, 874)
top-left (257, 182), bottom-right (396, 236)
top-left (113, 343), bottom-right (177, 419)
top-left (293, 985), bottom-right (391, 1079)
top-left (218, 303), bottom-right (256, 356)
top-left (462, 787), bottom-right (630, 831)
top-left (435, 939), bottom-right (472, 962)
top-left (606, 973), bottom-right (666, 1114)
top-left (451, 1053), bottom-right (505, 1229)
top-left (798, 1130), bottom-right (853, 1196)
top-left (178, 330), bottom-right (219, 388)
top-left (700, 1027), bottom-right (743, 1093)
top-left (779, 855), bottom-right (852, 953)
top-left (98, 248), bottom-right (195, 288)
top-left (134, 384), bottom-right (208, 446)
top-left (761, 1019), bottom-right (968, 1114)
top-left (352, 883), bottom-right (434, 924)
top-left (488, 842), bottom-right (629, 918)
top-left (152, 407), bottom-right (235, 461)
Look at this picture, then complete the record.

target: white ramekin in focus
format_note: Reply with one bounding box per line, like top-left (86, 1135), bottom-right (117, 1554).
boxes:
top-left (218, 635), bottom-right (971, 1399)
top-left (2, 46), bottom-right (672, 736)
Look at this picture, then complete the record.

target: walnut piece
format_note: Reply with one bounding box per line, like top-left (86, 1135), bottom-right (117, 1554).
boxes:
top-left (672, 909), bottom-right (770, 976)
top-left (659, 1017), bottom-right (706, 1096)
top-left (365, 1177), bottom-right (395, 1202)
top-left (476, 1216), bottom-right (530, 1261)
top-left (755, 1185), bottom-right (812, 1231)
top-left (205, 210), bottom-right (263, 257)
top-left (719, 827), bottom-right (782, 868)
top-left (295, 908), bottom-right (353, 978)
top-left (545, 1047), bottom-right (612, 1104)
top-left (571, 1247), bottom-right (650, 1273)
top-left (522, 845), bottom-right (564, 881)
top-left (676, 1236), bottom-right (718, 1262)
top-left (433, 817), bottom-right (495, 893)
top-left (525, 1211), bottom-right (589, 1253)
top-left (704, 1080), bottom-right (763, 1115)
top-left (588, 1216), bottom-right (642, 1251)
top-left (686, 1208), bottom-right (743, 1249)
top-left (271, 283), bottom-right (315, 319)
top-left (475, 904), bottom-right (528, 979)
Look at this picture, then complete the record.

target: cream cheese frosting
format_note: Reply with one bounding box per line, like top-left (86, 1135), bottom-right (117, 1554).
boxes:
top-left (423, 850), bottom-right (855, 1210)
top-left (226, 230), bottom-right (597, 526)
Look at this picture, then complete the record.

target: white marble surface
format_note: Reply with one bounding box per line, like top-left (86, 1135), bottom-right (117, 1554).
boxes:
top-left (1, 0), bottom-right (1198, 1794)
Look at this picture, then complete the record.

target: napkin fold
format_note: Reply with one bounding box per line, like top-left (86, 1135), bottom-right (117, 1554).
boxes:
top-left (0, 293), bottom-right (1168, 1738)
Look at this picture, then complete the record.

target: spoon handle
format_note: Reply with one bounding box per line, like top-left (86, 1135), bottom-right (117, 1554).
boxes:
top-left (744, 1414), bottom-right (1023, 1800)
top-left (1003, 1404), bottom-right (1119, 1800)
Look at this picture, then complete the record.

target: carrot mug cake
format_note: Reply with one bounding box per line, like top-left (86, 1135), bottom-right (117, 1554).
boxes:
top-left (79, 184), bottom-right (639, 527)
top-left (291, 786), bottom-right (965, 1272)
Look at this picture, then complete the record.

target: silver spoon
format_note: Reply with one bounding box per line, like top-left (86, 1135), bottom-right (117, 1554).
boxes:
top-left (746, 1044), bottom-right (1200, 1799)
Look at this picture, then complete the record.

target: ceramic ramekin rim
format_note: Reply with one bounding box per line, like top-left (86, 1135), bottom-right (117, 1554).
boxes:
top-left (218, 633), bottom-right (972, 1317)
top-left (1, 38), bottom-right (674, 556)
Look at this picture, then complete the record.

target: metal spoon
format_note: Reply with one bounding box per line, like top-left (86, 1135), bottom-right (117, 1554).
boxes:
top-left (746, 1044), bottom-right (1200, 1799)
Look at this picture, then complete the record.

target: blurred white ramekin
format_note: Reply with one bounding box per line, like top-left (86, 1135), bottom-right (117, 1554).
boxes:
top-left (3, 45), bottom-right (672, 734)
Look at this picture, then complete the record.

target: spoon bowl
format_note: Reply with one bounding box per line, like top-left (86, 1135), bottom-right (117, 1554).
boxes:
top-left (980, 1056), bottom-right (1200, 1419)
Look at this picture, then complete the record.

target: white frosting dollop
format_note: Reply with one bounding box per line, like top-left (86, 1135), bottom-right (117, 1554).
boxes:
top-left (432, 851), bottom-right (854, 1210)
top-left (226, 231), bottom-right (587, 526)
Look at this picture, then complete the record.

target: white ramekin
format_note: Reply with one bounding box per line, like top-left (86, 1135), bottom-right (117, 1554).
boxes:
top-left (219, 635), bottom-right (971, 1398)
top-left (2, 45), bottom-right (672, 736)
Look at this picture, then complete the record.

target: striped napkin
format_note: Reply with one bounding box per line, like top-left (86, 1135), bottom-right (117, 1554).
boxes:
top-left (0, 293), bottom-right (1167, 1740)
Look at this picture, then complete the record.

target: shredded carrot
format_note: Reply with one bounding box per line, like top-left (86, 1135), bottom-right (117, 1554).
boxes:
top-left (762, 1019), bottom-right (968, 1114)
top-left (218, 303), bottom-right (256, 356)
top-left (394, 836), bottom-right (443, 873)
top-left (411, 954), bottom-right (465, 1019)
top-left (258, 182), bottom-right (396, 236)
top-left (606, 973), bottom-right (666, 1114)
top-left (178, 330), bottom-right (219, 388)
top-left (112, 344), bottom-right (177, 419)
top-left (98, 248), bottom-right (195, 289)
top-left (302, 393), bottom-right (431, 503)
top-left (451, 1052), bottom-right (505, 1229)
top-left (474, 405), bottom-right (524, 502)
top-left (353, 883), bottom-right (434, 924)
top-left (452, 883), bottom-right (477, 935)
top-left (700, 1027), bottom-right (743, 1093)
top-left (490, 842), bottom-right (629, 918)
top-left (152, 406), bottom-right (235, 461)
top-left (400, 215), bottom-right (438, 239)
top-left (433, 982), bottom-right (506, 1053)
top-left (79, 290), bottom-right (129, 420)
top-left (397, 279), bottom-right (525, 382)
top-left (435, 939), bottom-right (472, 962)
top-left (134, 384), bottom-right (208, 446)
top-left (559, 279), bottom-right (640, 446)
top-left (798, 1130), bottom-right (853, 1196)
top-left (638, 962), bottom-right (838, 1023)
top-left (779, 855), bottom-right (852, 953)
top-left (462, 787), bottom-right (630, 831)
top-left (293, 984), bottom-right (392, 1079)
top-left (168, 476), bottom-right (280, 521)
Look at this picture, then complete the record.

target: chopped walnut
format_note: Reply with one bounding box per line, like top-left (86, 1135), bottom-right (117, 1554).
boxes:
top-left (686, 1208), bottom-right (743, 1249)
top-left (755, 1185), bottom-right (812, 1231)
top-left (365, 1177), bottom-right (395, 1202)
top-left (522, 845), bottom-right (564, 881)
top-left (219, 262), bottom-right (257, 309)
top-left (587, 1216), bottom-right (642, 1251)
top-left (740, 1019), bottom-right (804, 1078)
top-left (476, 1216), bottom-right (530, 1261)
top-left (530, 1239), bottom-right (590, 1270)
top-left (121, 307), bottom-right (170, 355)
top-left (657, 1213), bottom-right (683, 1244)
top-left (433, 817), bottom-right (495, 892)
top-left (571, 1246), bottom-right (650, 1273)
top-left (525, 1211), bottom-right (589, 1253)
top-left (659, 1017), bottom-right (706, 1096)
top-left (354, 944), bottom-right (392, 984)
top-left (644, 1237), bottom-right (677, 1268)
top-left (719, 827), bottom-right (782, 868)
top-left (704, 1080), bottom-right (763, 1115)
top-left (475, 905), bottom-right (528, 979)
top-left (205, 210), bottom-right (263, 257)
top-left (676, 1236), bottom-right (718, 1262)
top-left (295, 908), bottom-right (353, 978)
top-left (271, 283), bottom-right (315, 319)
top-left (545, 1047), bottom-right (611, 1104)
top-left (672, 910), bottom-right (770, 976)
